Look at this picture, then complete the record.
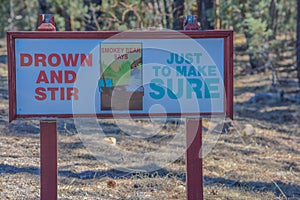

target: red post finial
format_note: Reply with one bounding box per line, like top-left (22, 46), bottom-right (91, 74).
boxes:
top-left (183, 15), bottom-right (200, 30)
top-left (38, 14), bottom-right (56, 31)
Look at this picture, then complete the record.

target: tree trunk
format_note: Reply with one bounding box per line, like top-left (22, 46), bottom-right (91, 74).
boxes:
top-left (63, 11), bottom-right (72, 31)
top-left (240, 3), bottom-right (264, 69)
top-left (297, 0), bottom-right (300, 87)
top-left (197, 0), bottom-right (214, 30)
top-left (37, 0), bottom-right (49, 28)
top-left (8, 0), bottom-right (15, 31)
top-left (268, 0), bottom-right (278, 39)
top-left (84, 0), bottom-right (102, 31)
top-left (215, 0), bottom-right (220, 29)
top-left (38, 0), bottom-right (49, 14)
top-left (155, 0), bottom-right (164, 27)
top-left (56, 6), bottom-right (72, 31)
top-left (172, 0), bottom-right (184, 30)
top-left (163, 0), bottom-right (171, 29)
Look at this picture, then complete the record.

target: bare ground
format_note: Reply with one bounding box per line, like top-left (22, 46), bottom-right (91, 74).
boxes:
top-left (0, 38), bottom-right (299, 200)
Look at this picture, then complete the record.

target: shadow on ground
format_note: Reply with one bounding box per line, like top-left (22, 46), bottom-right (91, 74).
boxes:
top-left (0, 163), bottom-right (299, 198)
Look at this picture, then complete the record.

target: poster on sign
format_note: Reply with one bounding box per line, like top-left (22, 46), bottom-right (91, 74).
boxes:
top-left (7, 31), bottom-right (233, 121)
top-left (99, 43), bottom-right (144, 110)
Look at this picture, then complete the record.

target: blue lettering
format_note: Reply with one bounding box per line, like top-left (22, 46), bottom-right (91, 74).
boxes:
top-left (150, 78), bottom-right (165, 99)
top-left (152, 66), bottom-right (161, 76)
top-left (167, 79), bottom-right (183, 99)
top-left (176, 66), bottom-right (187, 76)
top-left (186, 78), bottom-right (202, 99)
top-left (197, 66), bottom-right (207, 76)
top-left (188, 66), bottom-right (197, 76)
top-left (208, 65), bottom-right (217, 76)
top-left (205, 78), bottom-right (220, 98)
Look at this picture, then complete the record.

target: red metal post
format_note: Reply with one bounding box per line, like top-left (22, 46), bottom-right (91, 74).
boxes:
top-left (186, 119), bottom-right (203, 200)
top-left (40, 121), bottom-right (58, 200)
top-left (183, 16), bottom-right (203, 199)
top-left (38, 14), bottom-right (57, 200)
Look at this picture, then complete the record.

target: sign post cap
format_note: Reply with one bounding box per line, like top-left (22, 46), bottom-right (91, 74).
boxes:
top-left (183, 15), bottom-right (200, 30)
top-left (38, 14), bottom-right (56, 31)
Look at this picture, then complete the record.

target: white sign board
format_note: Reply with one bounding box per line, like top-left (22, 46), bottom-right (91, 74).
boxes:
top-left (7, 31), bottom-right (233, 120)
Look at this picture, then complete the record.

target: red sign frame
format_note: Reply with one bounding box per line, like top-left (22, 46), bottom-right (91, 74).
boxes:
top-left (7, 30), bottom-right (233, 122)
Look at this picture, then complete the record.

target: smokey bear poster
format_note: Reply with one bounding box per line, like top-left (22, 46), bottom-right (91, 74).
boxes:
top-left (99, 43), bottom-right (143, 110)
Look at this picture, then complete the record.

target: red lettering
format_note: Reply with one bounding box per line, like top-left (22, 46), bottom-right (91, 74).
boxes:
top-left (60, 87), bottom-right (65, 100)
top-left (67, 87), bottom-right (79, 100)
top-left (114, 54), bottom-right (128, 60)
top-left (35, 87), bottom-right (79, 101)
top-left (50, 70), bottom-right (62, 83)
top-left (47, 87), bottom-right (59, 100)
top-left (80, 54), bottom-right (92, 67)
top-left (35, 87), bottom-right (46, 100)
top-left (62, 54), bottom-right (79, 67)
top-left (37, 70), bottom-right (77, 84)
top-left (65, 70), bottom-right (76, 83)
top-left (34, 54), bottom-right (46, 66)
top-left (21, 53), bottom-right (92, 67)
top-left (48, 53), bottom-right (61, 67)
top-left (36, 71), bottom-right (49, 83)
top-left (20, 53), bottom-right (32, 66)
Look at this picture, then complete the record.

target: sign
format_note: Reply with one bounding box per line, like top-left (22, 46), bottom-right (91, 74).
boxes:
top-left (7, 31), bottom-right (233, 121)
